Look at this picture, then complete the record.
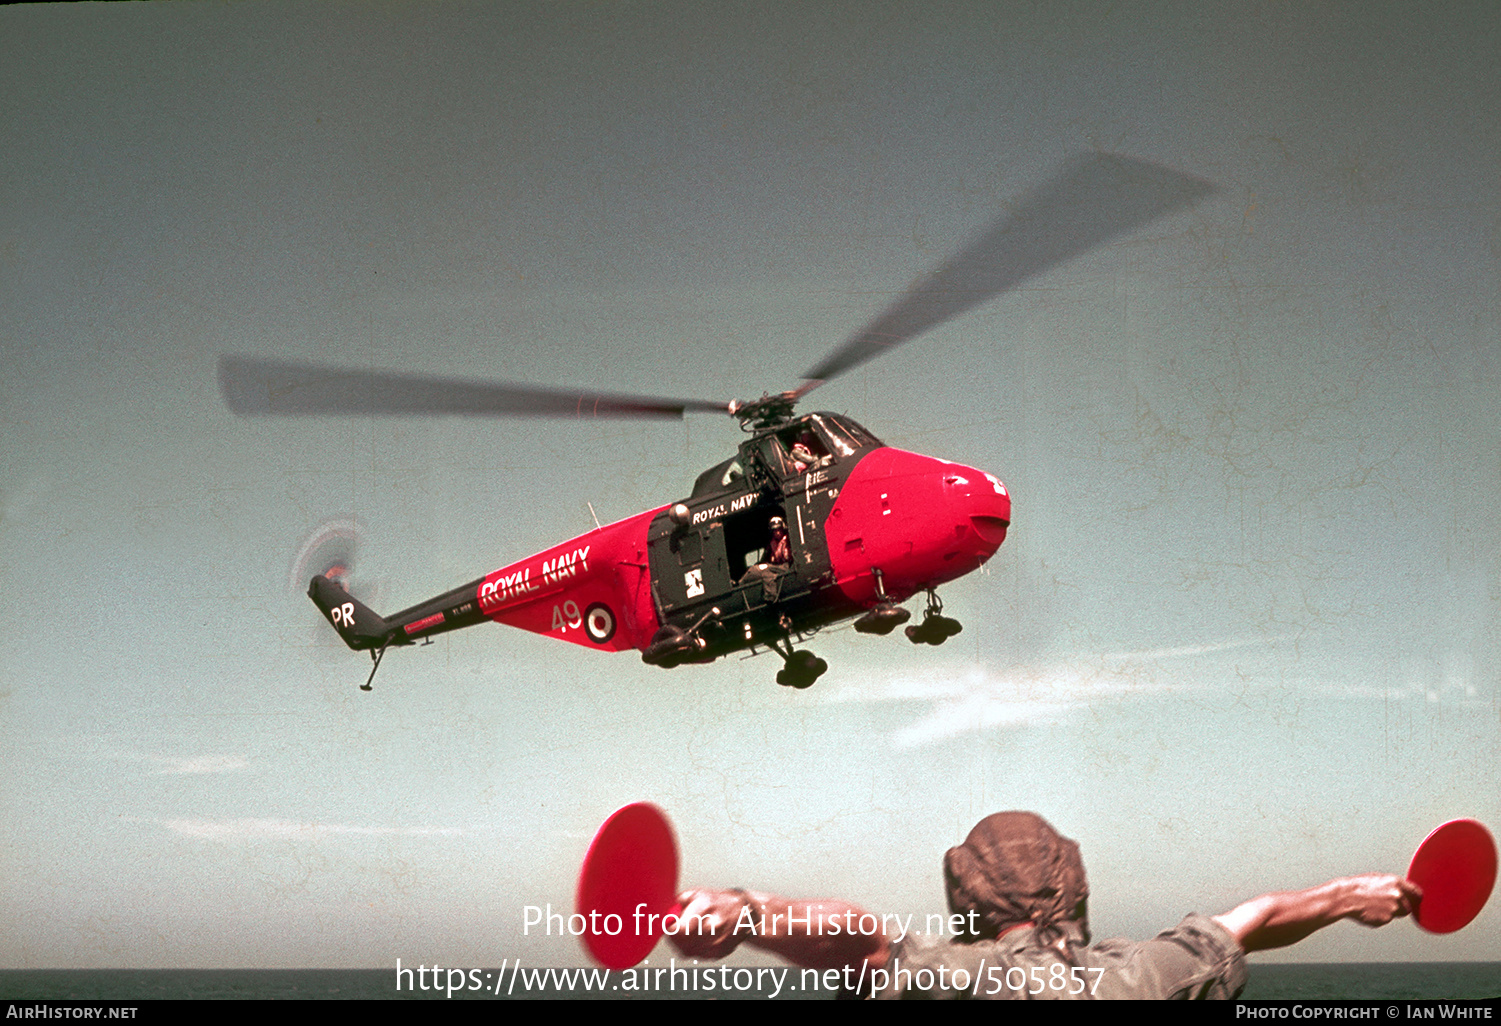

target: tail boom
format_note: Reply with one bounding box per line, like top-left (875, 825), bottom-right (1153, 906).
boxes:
top-left (308, 574), bottom-right (490, 651)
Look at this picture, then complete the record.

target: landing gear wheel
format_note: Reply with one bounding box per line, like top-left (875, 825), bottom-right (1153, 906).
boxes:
top-left (776, 649), bottom-right (827, 689)
top-left (929, 615), bottom-right (962, 639)
top-left (906, 591), bottom-right (963, 646)
top-left (854, 605), bottom-right (911, 635)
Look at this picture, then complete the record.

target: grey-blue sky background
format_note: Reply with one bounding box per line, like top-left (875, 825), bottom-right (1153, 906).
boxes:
top-left (2, 2), bottom-right (1497, 971)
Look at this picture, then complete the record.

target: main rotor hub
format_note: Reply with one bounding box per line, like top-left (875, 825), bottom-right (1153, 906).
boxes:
top-left (729, 391), bottom-right (800, 431)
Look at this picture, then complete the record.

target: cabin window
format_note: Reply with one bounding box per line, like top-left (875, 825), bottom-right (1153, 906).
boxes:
top-left (674, 530), bottom-right (702, 566)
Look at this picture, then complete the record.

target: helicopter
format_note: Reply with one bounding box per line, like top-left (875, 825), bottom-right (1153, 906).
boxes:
top-left (220, 154), bottom-right (1213, 690)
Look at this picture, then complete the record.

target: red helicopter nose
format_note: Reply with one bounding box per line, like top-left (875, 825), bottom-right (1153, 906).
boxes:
top-left (826, 448), bottom-right (1011, 606)
top-left (939, 463), bottom-right (1012, 555)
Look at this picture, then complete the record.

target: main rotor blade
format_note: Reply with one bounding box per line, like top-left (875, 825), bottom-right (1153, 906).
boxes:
top-left (219, 356), bottom-right (730, 419)
top-left (803, 154), bottom-right (1216, 384)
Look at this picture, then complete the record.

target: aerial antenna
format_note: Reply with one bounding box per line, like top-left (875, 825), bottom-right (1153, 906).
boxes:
top-left (587, 502), bottom-right (603, 530)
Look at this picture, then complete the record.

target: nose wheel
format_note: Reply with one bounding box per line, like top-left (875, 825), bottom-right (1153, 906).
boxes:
top-left (905, 590), bottom-right (963, 646)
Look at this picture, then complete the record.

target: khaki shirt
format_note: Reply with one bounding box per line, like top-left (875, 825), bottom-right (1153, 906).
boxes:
top-left (874, 914), bottom-right (1248, 1000)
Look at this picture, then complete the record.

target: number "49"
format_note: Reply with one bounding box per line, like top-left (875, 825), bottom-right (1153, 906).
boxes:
top-left (552, 601), bottom-right (583, 632)
top-left (553, 601), bottom-right (617, 644)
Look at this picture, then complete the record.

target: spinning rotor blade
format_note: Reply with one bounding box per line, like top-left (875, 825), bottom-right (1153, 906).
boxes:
top-left (288, 515), bottom-right (362, 593)
top-left (802, 154), bottom-right (1215, 386)
top-left (219, 356), bottom-right (731, 419)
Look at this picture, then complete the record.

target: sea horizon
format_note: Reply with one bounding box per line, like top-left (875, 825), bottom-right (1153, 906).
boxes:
top-left (1, 963), bottom-right (1497, 1000)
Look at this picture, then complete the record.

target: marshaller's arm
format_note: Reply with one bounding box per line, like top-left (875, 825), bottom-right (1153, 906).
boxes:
top-left (668, 888), bottom-right (892, 970)
top-left (1211, 873), bottom-right (1421, 953)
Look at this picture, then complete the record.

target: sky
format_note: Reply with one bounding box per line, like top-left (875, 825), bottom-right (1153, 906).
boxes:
top-left (2, 0), bottom-right (1498, 978)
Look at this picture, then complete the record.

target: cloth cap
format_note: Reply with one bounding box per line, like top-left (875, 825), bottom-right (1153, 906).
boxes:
top-left (943, 811), bottom-right (1088, 941)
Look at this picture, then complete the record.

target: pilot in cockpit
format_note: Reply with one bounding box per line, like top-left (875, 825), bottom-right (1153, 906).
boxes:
top-left (785, 431), bottom-right (829, 473)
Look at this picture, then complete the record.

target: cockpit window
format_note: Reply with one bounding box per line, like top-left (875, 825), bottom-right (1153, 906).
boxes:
top-left (808, 415), bottom-right (858, 457)
top-left (819, 413), bottom-right (882, 449)
top-left (779, 426), bottom-right (832, 472)
top-left (693, 414), bottom-right (882, 497)
top-left (756, 437), bottom-right (794, 479)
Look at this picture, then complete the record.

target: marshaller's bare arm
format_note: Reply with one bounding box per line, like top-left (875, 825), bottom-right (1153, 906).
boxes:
top-left (1211, 874), bottom-right (1421, 953)
top-left (669, 888), bottom-right (892, 970)
top-left (671, 873), bottom-right (1419, 971)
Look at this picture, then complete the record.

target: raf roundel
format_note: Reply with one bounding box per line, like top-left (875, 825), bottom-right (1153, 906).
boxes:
top-left (585, 603), bottom-right (617, 644)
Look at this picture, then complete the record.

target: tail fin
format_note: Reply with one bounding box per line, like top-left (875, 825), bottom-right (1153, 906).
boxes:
top-left (308, 574), bottom-right (393, 651)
